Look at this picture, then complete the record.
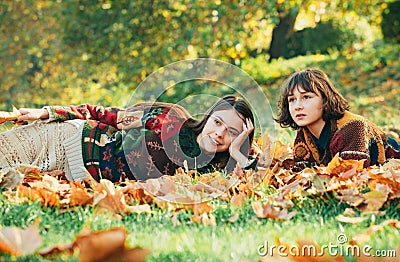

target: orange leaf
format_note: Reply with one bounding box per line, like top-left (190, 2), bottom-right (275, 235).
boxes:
top-left (93, 179), bottom-right (127, 214)
top-left (230, 193), bottom-right (246, 207)
top-left (74, 228), bottom-right (126, 262)
top-left (69, 182), bottom-right (93, 206)
top-left (0, 106), bottom-right (21, 124)
top-left (326, 154), bottom-right (365, 176)
top-left (123, 187), bottom-right (154, 205)
top-left (191, 213), bottom-right (216, 226)
top-left (0, 220), bottom-right (42, 255)
top-left (252, 201), bottom-right (296, 221)
top-left (74, 228), bottom-right (150, 262)
top-left (191, 202), bottom-right (214, 216)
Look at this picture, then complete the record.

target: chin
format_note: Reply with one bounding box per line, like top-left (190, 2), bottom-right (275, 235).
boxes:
top-left (205, 146), bottom-right (218, 154)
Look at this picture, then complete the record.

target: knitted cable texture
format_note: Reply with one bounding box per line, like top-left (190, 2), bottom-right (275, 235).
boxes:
top-left (0, 120), bottom-right (82, 178)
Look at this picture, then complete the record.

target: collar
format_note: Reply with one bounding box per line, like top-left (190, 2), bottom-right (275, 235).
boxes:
top-left (312, 121), bottom-right (331, 150)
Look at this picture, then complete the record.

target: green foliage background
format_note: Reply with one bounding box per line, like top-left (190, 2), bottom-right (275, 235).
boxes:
top-left (1, 0), bottom-right (399, 130)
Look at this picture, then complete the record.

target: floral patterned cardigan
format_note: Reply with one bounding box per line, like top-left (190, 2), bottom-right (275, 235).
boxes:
top-left (45, 104), bottom-right (232, 182)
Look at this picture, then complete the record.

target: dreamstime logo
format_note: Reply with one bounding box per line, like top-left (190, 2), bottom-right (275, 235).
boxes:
top-left (258, 233), bottom-right (397, 258)
top-left (122, 58), bottom-right (275, 203)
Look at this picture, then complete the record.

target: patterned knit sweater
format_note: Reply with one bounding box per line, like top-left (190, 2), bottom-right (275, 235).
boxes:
top-left (293, 111), bottom-right (400, 168)
top-left (46, 104), bottom-right (230, 182)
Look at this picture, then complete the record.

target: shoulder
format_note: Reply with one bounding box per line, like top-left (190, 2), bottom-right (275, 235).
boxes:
top-left (336, 111), bottom-right (366, 129)
top-left (336, 111), bottom-right (384, 138)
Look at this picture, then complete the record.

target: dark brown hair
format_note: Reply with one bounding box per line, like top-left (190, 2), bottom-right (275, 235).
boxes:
top-left (188, 95), bottom-right (255, 172)
top-left (275, 68), bottom-right (349, 129)
top-left (127, 95), bottom-right (255, 172)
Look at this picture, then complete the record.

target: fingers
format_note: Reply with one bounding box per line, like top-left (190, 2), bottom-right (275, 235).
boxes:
top-left (16, 108), bottom-right (48, 121)
top-left (16, 110), bottom-right (34, 122)
top-left (13, 119), bottom-right (28, 125)
top-left (18, 108), bottom-right (31, 115)
top-left (17, 108), bottom-right (32, 121)
top-left (243, 118), bottom-right (254, 134)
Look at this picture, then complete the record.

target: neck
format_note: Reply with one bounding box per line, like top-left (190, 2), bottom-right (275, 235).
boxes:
top-left (307, 119), bottom-right (326, 139)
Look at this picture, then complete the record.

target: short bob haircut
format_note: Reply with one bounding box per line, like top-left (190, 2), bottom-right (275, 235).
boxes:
top-left (275, 68), bottom-right (349, 129)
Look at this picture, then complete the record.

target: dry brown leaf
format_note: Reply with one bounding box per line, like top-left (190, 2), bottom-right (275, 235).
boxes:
top-left (252, 201), bottom-right (297, 221)
top-left (191, 213), bottom-right (216, 226)
top-left (274, 140), bottom-right (293, 162)
top-left (0, 106), bottom-right (21, 124)
top-left (74, 228), bottom-right (150, 262)
top-left (359, 190), bottom-right (388, 212)
top-left (230, 193), bottom-right (246, 207)
top-left (335, 189), bottom-right (365, 207)
top-left (352, 219), bottom-right (400, 244)
top-left (75, 228), bottom-right (126, 262)
top-left (336, 214), bottom-right (368, 224)
top-left (28, 174), bottom-right (70, 193)
top-left (38, 243), bottom-right (74, 258)
top-left (93, 179), bottom-right (127, 214)
top-left (101, 246), bottom-right (151, 262)
top-left (191, 202), bottom-right (214, 216)
top-left (16, 184), bottom-right (60, 207)
top-left (126, 204), bottom-right (152, 213)
top-left (342, 208), bottom-right (356, 216)
top-left (0, 220), bottom-right (42, 255)
top-left (326, 154), bottom-right (365, 176)
top-left (68, 182), bottom-right (93, 206)
top-left (226, 212), bottom-right (239, 223)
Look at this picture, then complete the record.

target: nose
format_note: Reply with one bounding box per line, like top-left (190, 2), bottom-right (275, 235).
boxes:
top-left (294, 99), bottom-right (304, 110)
top-left (214, 125), bottom-right (227, 137)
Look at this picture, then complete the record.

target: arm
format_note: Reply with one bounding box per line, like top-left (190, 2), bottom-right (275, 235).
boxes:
top-left (18, 104), bottom-right (124, 128)
top-left (330, 121), bottom-right (370, 165)
top-left (229, 118), bottom-right (256, 169)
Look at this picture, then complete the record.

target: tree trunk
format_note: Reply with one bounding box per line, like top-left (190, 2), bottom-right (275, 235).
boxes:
top-left (268, 7), bottom-right (299, 62)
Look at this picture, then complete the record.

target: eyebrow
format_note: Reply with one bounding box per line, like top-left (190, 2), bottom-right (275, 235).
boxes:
top-left (214, 115), bottom-right (241, 134)
top-left (288, 90), bottom-right (313, 96)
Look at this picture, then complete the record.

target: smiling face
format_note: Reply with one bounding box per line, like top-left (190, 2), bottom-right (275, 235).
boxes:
top-left (288, 86), bottom-right (325, 138)
top-left (197, 109), bottom-right (244, 153)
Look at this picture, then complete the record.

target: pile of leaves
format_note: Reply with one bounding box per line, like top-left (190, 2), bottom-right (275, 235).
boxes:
top-left (0, 136), bottom-right (399, 261)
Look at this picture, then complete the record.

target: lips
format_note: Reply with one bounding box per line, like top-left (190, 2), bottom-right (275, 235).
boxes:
top-left (295, 114), bottom-right (306, 120)
top-left (209, 136), bottom-right (221, 146)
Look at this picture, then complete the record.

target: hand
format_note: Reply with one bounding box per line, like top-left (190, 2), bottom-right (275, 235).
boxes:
top-left (229, 118), bottom-right (254, 166)
top-left (15, 108), bottom-right (49, 124)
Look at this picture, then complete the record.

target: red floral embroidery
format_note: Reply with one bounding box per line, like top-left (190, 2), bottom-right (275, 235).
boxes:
top-left (114, 157), bottom-right (125, 174)
top-left (102, 166), bottom-right (113, 179)
top-left (103, 147), bottom-right (112, 161)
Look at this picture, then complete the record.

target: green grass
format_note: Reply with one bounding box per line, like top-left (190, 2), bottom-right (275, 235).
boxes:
top-left (1, 43), bottom-right (399, 261)
top-left (1, 192), bottom-right (399, 261)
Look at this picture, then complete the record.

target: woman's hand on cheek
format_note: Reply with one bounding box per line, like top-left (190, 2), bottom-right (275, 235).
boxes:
top-left (229, 118), bottom-right (254, 162)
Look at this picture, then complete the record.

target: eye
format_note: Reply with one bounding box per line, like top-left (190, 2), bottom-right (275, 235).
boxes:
top-left (303, 95), bottom-right (311, 99)
top-left (214, 118), bottom-right (222, 125)
top-left (228, 129), bottom-right (239, 137)
top-left (288, 97), bottom-right (295, 103)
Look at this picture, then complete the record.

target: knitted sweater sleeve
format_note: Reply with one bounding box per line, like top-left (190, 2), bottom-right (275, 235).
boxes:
top-left (330, 120), bottom-right (371, 165)
top-left (44, 104), bottom-right (122, 128)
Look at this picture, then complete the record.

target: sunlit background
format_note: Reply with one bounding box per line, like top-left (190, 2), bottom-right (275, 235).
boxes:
top-left (1, 1), bottom-right (399, 134)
